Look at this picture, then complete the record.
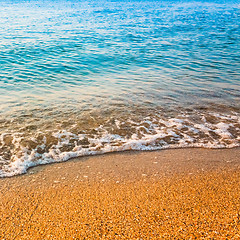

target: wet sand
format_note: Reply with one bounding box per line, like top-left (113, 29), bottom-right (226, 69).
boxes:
top-left (0, 148), bottom-right (240, 239)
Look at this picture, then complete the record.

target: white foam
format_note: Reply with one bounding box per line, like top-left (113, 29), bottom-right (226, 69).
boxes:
top-left (0, 111), bottom-right (239, 178)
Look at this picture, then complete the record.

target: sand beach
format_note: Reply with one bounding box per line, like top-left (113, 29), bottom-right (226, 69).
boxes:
top-left (1, 148), bottom-right (240, 239)
top-left (1, 1), bottom-right (240, 239)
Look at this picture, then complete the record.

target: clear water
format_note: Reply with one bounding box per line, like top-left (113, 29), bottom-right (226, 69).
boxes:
top-left (0, 0), bottom-right (240, 177)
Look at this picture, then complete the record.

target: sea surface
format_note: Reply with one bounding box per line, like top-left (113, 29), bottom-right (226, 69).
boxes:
top-left (0, 0), bottom-right (240, 177)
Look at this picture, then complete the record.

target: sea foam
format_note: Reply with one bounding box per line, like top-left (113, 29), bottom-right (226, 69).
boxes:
top-left (0, 111), bottom-right (239, 177)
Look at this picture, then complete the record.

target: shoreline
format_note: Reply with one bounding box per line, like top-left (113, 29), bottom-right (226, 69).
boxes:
top-left (1, 146), bottom-right (240, 179)
top-left (1, 148), bottom-right (240, 238)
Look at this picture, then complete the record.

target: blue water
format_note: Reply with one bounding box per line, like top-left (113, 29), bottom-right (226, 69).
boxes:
top-left (0, 0), bottom-right (239, 177)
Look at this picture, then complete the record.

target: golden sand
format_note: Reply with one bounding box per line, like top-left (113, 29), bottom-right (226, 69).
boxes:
top-left (0, 148), bottom-right (240, 239)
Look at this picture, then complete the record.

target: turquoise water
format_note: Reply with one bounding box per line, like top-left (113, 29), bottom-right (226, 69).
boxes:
top-left (0, 0), bottom-right (240, 177)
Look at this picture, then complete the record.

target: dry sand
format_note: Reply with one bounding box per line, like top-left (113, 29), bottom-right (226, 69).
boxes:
top-left (0, 148), bottom-right (240, 239)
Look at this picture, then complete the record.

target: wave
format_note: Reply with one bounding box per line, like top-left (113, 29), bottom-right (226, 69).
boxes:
top-left (0, 111), bottom-right (239, 177)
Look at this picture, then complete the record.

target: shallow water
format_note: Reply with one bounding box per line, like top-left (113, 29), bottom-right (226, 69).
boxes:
top-left (0, 0), bottom-right (240, 177)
